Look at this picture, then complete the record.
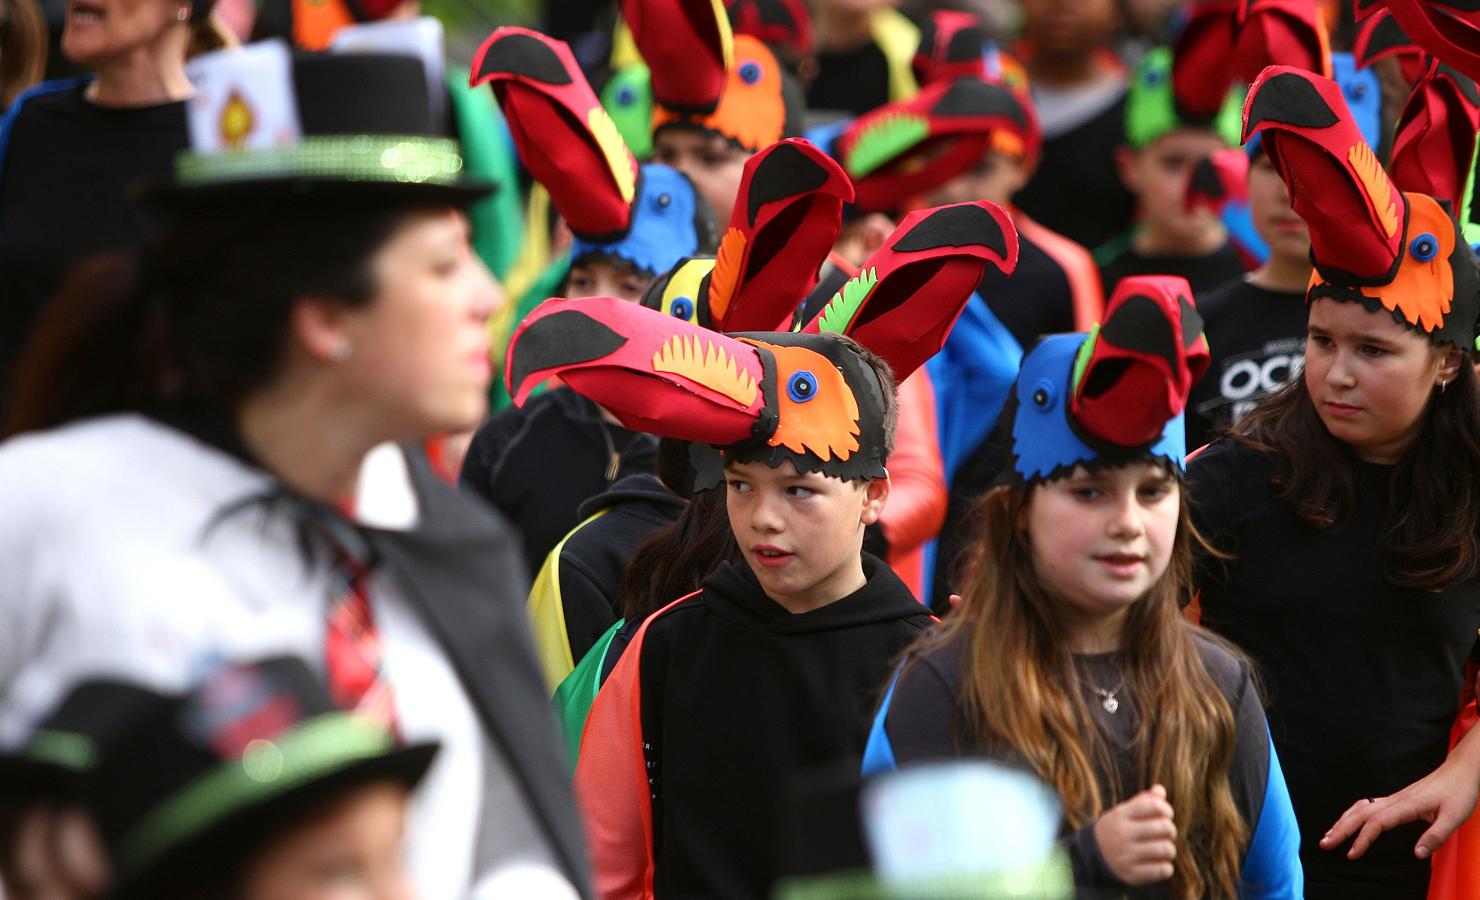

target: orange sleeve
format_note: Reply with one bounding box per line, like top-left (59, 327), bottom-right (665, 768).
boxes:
top-left (881, 371), bottom-right (947, 598)
top-left (572, 594), bottom-right (695, 899)
top-left (1015, 213), bottom-right (1106, 331)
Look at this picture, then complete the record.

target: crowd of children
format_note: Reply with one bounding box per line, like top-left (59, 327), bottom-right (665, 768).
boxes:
top-left (4, 0), bottom-right (1480, 899)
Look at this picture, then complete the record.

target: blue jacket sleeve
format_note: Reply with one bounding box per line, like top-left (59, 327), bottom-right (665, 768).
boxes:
top-left (1239, 728), bottom-right (1303, 899)
top-left (926, 292), bottom-right (1021, 484)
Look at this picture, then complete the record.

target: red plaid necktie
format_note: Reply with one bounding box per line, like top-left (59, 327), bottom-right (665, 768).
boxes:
top-left (324, 543), bottom-right (399, 731)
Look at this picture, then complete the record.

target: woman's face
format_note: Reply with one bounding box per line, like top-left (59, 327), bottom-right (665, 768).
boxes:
top-left (338, 209), bottom-right (500, 439)
top-left (242, 781), bottom-right (416, 900)
top-left (1025, 463), bottom-right (1180, 640)
top-left (62, 0), bottom-right (185, 70)
top-left (1304, 297), bottom-right (1455, 463)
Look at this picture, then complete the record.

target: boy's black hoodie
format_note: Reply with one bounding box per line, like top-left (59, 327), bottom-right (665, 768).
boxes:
top-left (575, 554), bottom-right (931, 899)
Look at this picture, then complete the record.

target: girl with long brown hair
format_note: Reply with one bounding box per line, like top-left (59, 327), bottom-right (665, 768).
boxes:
top-left (864, 276), bottom-right (1301, 899)
top-left (1189, 67), bottom-right (1480, 900)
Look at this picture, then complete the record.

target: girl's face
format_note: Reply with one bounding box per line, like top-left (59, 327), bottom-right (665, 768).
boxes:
top-left (242, 781), bottom-right (415, 900)
top-left (1304, 297), bottom-right (1457, 463)
top-left (337, 209), bottom-right (501, 439)
top-left (1025, 463), bottom-right (1179, 643)
top-left (62, 0), bottom-right (185, 71)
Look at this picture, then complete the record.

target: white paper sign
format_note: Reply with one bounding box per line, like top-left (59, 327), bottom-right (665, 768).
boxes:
top-left (331, 17), bottom-right (446, 124)
top-left (184, 39), bottom-right (301, 152)
top-left (862, 760), bottom-right (1062, 884)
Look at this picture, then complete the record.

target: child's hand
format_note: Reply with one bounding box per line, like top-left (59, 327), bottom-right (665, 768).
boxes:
top-left (1093, 784), bottom-right (1178, 886)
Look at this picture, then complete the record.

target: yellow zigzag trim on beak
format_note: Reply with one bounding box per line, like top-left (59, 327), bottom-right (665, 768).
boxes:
top-left (588, 107), bottom-right (637, 205)
top-left (1349, 142), bottom-right (1398, 239)
top-left (652, 334), bottom-right (759, 406)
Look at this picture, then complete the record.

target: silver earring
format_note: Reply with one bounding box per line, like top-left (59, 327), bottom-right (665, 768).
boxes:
top-left (175, 6), bottom-right (188, 20)
top-left (331, 340), bottom-right (352, 362)
top-left (1441, 379), bottom-right (1450, 394)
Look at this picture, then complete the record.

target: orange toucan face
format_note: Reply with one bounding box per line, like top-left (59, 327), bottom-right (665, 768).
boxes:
top-left (742, 339), bottom-right (862, 464)
top-left (1245, 65), bottom-right (1479, 350)
top-left (653, 35), bottom-right (788, 153)
top-left (1310, 191), bottom-right (1455, 336)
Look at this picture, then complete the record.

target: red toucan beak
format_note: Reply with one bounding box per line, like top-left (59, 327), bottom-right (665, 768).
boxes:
top-left (1185, 148), bottom-right (1249, 215)
top-left (471, 27), bottom-right (637, 239)
top-left (707, 138), bottom-right (854, 332)
top-left (802, 201), bottom-right (1019, 380)
top-left (1172, 1), bottom-right (1240, 120)
top-left (619, 0), bottom-right (731, 114)
top-left (1243, 64), bottom-right (1406, 284)
top-left (1389, 57), bottom-right (1480, 211)
top-left (838, 77), bottom-right (1035, 213)
top-left (1233, 0), bottom-right (1332, 83)
top-left (1382, 0), bottom-right (1480, 84)
top-left (1354, 8), bottom-right (1427, 80)
top-left (1072, 276), bottom-right (1210, 448)
top-left (505, 296), bottom-right (767, 444)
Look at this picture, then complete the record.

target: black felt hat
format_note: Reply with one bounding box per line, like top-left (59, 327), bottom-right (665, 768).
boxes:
top-left (150, 48), bottom-right (491, 209)
top-left (40, 658), bottom-right (439, 900)
top-left (0, 682), bottom-right (161, 807)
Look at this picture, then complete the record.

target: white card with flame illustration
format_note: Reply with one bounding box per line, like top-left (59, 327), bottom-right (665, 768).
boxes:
top-left (330, 17), bottom-right (446, 124)
top-left (184, 39), bottom-right (301, 152)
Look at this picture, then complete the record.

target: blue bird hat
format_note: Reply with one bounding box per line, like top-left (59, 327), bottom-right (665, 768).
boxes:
top-left (1004, 276), bottom-right (1209, 485)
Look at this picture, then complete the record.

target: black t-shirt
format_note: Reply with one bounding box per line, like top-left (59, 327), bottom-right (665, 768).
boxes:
top-left (1190, 439), bottom-right (1480, 899)
top-left (806, 42), bottom-right (891, 117)
top-left (1185, 278), bottom-right (1307, 452)
top-left (460, 387), bottom-right (659, 578)
top-left (0, 83), bottom-right (188, 400)
top-left (978, 228), bottom-right (1079, 350)
top-left (1098, 239), bottom-right (1247, 299)
top-left (1013, 93), bottom-right (1136, 253)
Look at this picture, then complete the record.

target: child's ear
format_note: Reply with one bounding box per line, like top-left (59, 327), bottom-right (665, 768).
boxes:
top-left (1438, 348), bottom-right (1465, 387)
top-left (860, 474), bottom-right (890, 526)
top-left (1114, 145), bottom-right (1139, 192)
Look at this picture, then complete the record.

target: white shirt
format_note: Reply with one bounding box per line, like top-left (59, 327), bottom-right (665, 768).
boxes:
top-left (0, 414), bottom-right (575, 900)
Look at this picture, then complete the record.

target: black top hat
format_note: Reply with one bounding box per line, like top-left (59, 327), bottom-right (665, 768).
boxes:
top-left (5, 657), bottom-right (438, 900)
top-left (150, 49), bottom-right (491, 209)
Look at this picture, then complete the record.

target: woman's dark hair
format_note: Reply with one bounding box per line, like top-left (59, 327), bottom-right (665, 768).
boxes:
top-left (5, 203), bottom-right (430, 438)
top-left (1231, 358), bottom-right (1480, 590)
top-left (618, 484), bottom-right (739, 619)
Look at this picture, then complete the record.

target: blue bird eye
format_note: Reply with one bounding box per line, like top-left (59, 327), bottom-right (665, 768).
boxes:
top-left (617, 86), bottom-right (636, 106)
top-left (1145, 69), bottom-right (1163, 87)
top-left (1031, 379), bottom-right (1056, 411)
top-left (1410, 232), bottom-right (1439, 262)
top-left (739, 61), bottom-right (762, 85)
top-left (787, 370), bottom-right (818, 403)
top-left (656, 192), bottom-right (672, 209)
top-left (670, 296), bottom-right (694, 320)
top-left (1350, 82), bottom-right (1368, 101)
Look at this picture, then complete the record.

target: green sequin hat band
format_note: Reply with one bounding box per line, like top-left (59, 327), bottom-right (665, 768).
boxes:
top-left (174, 135), bottom-right (466, 187)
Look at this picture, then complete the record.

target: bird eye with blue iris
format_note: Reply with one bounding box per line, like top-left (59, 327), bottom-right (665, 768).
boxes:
top-left (656, 192), bottom-right (672, 210)
top-left (1031, 380), bottom-right (1056, 411)
top-left (787, 370), bottom-right (818, 403)
top-left (670, 296), bottom-right (694, 320)
top-left (617, 86), bottom-right (636, 105)
top-left (1410, 233), bottom-right (1438, 262)
top-left (739, 61), bottom-right (762, 85)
